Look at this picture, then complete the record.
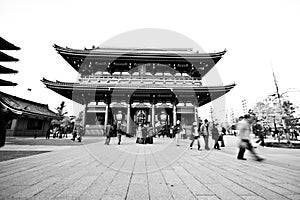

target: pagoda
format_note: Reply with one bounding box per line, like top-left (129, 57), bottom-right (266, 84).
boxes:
top-left (42, 44), bottom-right (235, 136)
top-left (0, 37), bottom-right (20, 86)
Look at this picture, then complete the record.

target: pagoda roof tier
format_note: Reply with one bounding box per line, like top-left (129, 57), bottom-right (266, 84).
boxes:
top-left (0, 91), bottom-right (58, 119)
top-left (0, 37), bottom-right (20, 50)
top-left (53, 44), bottom-right (226, 77)
top-left (0, 51), bottom-right (19, 62)
top-left (41, 78), bottom-right (235, 107)
top-left (0, 65), bottom-right (18, 74)
top-left (0, 79), bottom-right (17, 86)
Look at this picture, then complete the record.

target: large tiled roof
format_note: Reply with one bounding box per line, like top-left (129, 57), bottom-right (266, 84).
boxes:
top-left (0, 91), bottom-right (58, 118)
top-left (54, 44), bottom-right (226, 58)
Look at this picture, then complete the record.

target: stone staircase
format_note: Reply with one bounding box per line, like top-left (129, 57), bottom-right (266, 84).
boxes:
top-left (85, 125), bottom-right (104, 136)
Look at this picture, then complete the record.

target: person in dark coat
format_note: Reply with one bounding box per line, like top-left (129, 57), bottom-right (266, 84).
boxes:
top-left (46, 126), bottom-right (52, 139)
top-left (173, 120), bottom-right (183, 146)
top-left (116, 122), bottom-right (122, 145)
top-left (212, 124), bottom-right (220, 150)
top-left (104, 123), bottom-right (113, 145)
top-left (219, 127), bottom-right (226, 147)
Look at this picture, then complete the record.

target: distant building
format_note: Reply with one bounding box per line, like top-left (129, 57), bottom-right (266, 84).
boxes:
top-left (0, 91), bottom-right (58, 137)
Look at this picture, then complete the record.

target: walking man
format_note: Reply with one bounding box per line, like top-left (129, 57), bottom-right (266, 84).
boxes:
top-left (190, 121), bottom-right (201, 150)
top-left (237, 114), bottom-right (264, 161)
top-left (201, 119), bottom-right (210, 150)
top-left (212, 124), bottom-right (220, 150)
top-left (116, 122), bottom-right (122, 145)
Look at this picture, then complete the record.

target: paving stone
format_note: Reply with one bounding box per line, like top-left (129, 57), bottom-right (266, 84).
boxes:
top-left (11, 177), bottom-right (58, 199)
top-left (205, 183), bottom-right (243, 200)
top-left (195, 196), bottom-right (220, 200)
top-left (0, 137), bottom-right (299, 200)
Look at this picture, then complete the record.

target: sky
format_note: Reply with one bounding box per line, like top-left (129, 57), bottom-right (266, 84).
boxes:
top-left (1, 0), bottom-right (300, 121)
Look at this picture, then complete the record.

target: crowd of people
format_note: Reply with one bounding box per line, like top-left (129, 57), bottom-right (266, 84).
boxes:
top-left (44, 113), bottom-right (268, 162)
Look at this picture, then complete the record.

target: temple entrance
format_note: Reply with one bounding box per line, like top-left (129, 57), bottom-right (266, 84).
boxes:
top-left (85, 112), bottom-right (105, 126)
top-left (130, 107), bottom-right (150, 136)
top-left (155, 108), bottom-right (173, 137)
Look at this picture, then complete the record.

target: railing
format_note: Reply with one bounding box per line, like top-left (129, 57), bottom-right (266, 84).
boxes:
top-left (78, 74), bottom-right (202, 86)
top-left (78, 76), bottom-right (202, 86)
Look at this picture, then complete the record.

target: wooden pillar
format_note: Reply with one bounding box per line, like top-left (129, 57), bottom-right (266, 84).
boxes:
top-left (194, 104), bottom-right (198, 122)
top-left (173, 103), bottom-right (177, 125)
top-left (151, 103), bottom-right (155, 129)
top-left (82, 103), bottom-right (88, 131)
top-left (126, 103), bottom-right (131, 134)
top-left (104, 103), bottom-right (109, 131)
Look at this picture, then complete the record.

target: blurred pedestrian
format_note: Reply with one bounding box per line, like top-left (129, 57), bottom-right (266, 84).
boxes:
top-left (71, 126), bottom-right (77, 141)
top-left (116, 122), bottom-right (122, 145)
top-left (200, 119), bottom-right (210, 150)
top-left (173, 120), bottom-right (183, 146)
top-left (104, 122), bottom-right (113, 145)
top-left (220, 127), bottom-right (226, 147)
top-left (255, 123), bottom-right (265, 147)
top-left (190, 121), bottom-right (201, 150)
top-left (46, 126), bottom-right (52, 139)
top-left (237, 114), bottom-right (264, 161)
top-left (77, 125), bottom-right (84, 142)
top-left (212, 124), bottom-right (220, 150)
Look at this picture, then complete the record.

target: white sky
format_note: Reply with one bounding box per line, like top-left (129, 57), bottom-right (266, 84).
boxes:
top-left (1, 0), bottom-right (300, 120)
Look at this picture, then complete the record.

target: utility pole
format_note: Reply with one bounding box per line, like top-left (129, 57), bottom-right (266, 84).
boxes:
top-left (210, 106), bottom-right (214, 124)
top-left (272, 68), bottom-right (288, 143)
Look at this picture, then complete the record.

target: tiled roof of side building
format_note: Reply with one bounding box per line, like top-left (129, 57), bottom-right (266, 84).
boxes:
top-left (0, 91), bottom-right (58, 118)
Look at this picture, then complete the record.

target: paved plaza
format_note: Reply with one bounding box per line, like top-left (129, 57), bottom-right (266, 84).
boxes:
top-left (0, 136), bottom-right (300, 200)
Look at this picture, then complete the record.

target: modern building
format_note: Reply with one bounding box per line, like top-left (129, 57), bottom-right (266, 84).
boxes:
top-left (42, 45), bottom-right (235, 136)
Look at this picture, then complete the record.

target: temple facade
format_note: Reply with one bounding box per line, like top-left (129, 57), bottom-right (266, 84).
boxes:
top-left (42, 45), bottom-right (235, 136)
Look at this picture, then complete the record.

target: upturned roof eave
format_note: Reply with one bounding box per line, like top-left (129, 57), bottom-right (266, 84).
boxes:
top-left (41, 78), bottom-right (235, 92)
top-left (0, 91), bottom-right (59, 118)
top-left (53, 44), bottom-right (226, 59)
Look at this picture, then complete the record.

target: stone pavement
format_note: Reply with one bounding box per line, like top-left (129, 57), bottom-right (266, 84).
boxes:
top-left (0, 136), bottom-right (300, 200)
